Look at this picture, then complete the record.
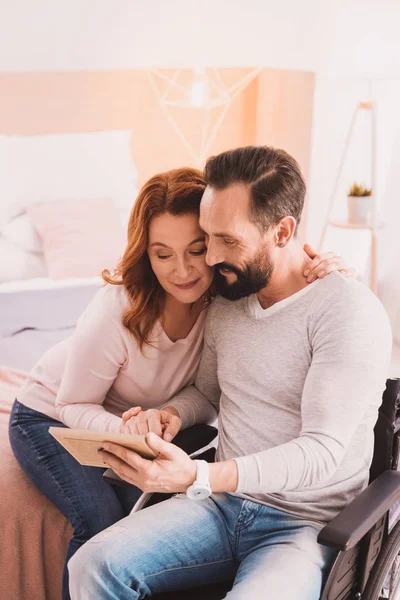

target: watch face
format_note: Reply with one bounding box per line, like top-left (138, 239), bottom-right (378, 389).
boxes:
top-left (187, 485), bottom-right (211, 501)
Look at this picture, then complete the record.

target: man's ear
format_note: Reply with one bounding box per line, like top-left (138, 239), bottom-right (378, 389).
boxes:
top-left (274, 217), bottom-right (297, 248)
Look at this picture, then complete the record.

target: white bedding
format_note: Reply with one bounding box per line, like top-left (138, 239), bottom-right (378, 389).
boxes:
top-left (0, 278), bottom-right (103, 369)
top-left (0, 130), bottom-right (137, 232)
top-left (0, 129), bottom-right (136, 285)
top-left (0, 277), bottom-right (103, 336)
top-left (0, 275), bottom-right (103, 293)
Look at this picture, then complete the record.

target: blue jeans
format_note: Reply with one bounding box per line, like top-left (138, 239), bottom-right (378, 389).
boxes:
top-left (8, 400), bottom-right (142, 600)
top-left (69, 491), bottom-right (337, 600)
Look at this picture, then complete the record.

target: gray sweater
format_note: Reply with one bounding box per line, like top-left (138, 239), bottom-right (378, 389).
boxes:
top-left (167, 273), bottom-right (392, 523)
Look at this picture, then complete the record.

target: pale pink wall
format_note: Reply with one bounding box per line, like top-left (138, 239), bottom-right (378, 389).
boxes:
top-left (255, 69), bottom-right (315, 239)
top-left (0, 68), bottom-right (314, 239)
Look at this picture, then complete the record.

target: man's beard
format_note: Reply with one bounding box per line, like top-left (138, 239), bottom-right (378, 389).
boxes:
top-left (214, 248), bottom-right (274, 301)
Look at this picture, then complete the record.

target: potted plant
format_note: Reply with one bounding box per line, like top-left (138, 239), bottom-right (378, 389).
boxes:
top-left (347, 183), bottom-right (372, 225)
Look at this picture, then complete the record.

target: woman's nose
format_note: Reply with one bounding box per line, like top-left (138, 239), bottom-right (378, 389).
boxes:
top-left (174, 257), bottom-right (191, 279)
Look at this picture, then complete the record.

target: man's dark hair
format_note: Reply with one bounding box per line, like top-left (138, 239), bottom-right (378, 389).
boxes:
top-left (204, 146), bottom-right (306, 234)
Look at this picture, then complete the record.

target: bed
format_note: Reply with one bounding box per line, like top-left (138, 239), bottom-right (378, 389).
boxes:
top-left (0, 277), bottom-right (103, 369)
top-left (0, 128), bottom-right (138, 598)
top-left (0, 277), bottom-right (103, 600)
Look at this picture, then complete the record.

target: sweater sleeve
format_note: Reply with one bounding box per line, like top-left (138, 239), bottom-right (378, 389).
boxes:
top-left (161, 307), bottom-right (221, 428)
top-left (234, 286), bottom-right (392, 495)
top-left (55, 288), bottom-right (128, 433)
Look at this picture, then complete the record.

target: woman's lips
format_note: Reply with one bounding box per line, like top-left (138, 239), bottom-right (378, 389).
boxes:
top-left (174, 278), bottom-right (200, 290)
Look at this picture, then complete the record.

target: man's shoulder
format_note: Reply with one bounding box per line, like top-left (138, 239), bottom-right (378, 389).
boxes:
top-left (310, 272), bottom-right (391, 332)
top-left (208, 295), bottom-right (244, 317)
top-left (204, 295), bottom-right (244, 331)
top-left (313, 272), bottom-right (383, 310)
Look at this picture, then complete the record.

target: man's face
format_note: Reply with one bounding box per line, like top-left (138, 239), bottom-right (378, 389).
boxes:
top-left (199, 183), bottom-right (274, 300)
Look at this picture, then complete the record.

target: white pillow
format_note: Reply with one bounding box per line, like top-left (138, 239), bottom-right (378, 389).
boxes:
top-left (0, 130), bottom-right (138, 232)
top-left (0, 237), bottom-right (47, 283)
top-left (2, 214), bottom-right (43, 253)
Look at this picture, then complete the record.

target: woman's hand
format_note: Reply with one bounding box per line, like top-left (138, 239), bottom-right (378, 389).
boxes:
top-left (303, 244), bottom-right (355, 283)
top-left (119, 406), bottom-right (182, 442)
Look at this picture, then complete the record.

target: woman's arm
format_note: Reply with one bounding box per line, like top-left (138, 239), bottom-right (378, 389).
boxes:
top-left (303, 244), bottom-right (355, 282)
top-left (55, 291), bottom-right (128, 433)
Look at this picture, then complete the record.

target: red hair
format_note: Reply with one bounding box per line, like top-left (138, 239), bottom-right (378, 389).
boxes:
top-left (103, 168), bottom-right (209, 351)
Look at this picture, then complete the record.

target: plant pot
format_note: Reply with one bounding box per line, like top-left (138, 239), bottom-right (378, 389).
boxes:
top-left (347, 195), bottom-right (372, 225)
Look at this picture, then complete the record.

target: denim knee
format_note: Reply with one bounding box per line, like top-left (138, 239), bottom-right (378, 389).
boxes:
top-left (68, 524), bottom-right (141, 599)
top-left (68, 539), bottom-right (103, 596)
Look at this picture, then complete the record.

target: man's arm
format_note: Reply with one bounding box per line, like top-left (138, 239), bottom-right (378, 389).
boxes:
top-left (161, 307), bottom-right (221, 429)
top-left (233, 286), bottom-right (392, 495)
top-left (99, 432), bottom-right (239, 493)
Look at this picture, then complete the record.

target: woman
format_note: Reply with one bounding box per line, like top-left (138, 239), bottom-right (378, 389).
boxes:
top-left (9, 167), bottom-right (348, 600)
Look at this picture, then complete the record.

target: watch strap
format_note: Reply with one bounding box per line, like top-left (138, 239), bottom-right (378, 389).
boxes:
top-left (194, 460), bottom-right (210, 485)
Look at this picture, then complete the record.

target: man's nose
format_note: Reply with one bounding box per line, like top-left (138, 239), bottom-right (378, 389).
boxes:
top-left (206, 240), bottom-right (224, 267)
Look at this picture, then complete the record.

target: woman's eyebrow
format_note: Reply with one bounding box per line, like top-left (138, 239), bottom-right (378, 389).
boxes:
top-left (150, 236), bottom-right (205, 249)
top-left (149, 242), bottom-right (171, 248)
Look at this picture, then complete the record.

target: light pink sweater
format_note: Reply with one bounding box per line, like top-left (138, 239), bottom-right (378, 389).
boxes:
top-left (18, 284), bottom-right (207, 433)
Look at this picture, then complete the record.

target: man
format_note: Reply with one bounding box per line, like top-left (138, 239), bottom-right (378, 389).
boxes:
top-left (69, 146), bottom-right (392, 600)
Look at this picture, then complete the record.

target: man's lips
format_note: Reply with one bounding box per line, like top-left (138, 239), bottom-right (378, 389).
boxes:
top-left (219, 268), bottom-right (233, 275)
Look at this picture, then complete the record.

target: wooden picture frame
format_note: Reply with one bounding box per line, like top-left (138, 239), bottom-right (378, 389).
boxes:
top-left (49, 427), bottom-right (157, 467)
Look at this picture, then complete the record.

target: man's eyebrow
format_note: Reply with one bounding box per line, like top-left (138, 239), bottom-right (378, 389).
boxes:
top-left (149, 236), bottom-right (205, 249)
top-left (213, 233), bottom-right (241, 241)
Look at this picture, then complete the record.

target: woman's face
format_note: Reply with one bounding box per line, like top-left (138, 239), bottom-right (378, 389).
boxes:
top-left (147, 212), bottom-right (214, 304)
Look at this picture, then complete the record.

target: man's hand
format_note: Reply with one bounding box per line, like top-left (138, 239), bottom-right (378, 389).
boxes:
top-left (120, 406), bottom-right (182, 442)
top-left (99, 432), bottom-right (196, 493)
top-left (303, 243), bottom-right (355, 283)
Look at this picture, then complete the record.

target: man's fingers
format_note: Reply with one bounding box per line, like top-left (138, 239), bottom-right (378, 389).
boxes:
top-left (162, 416), bottom-right (182, 442)
top-left (99, 451), bottom-right (139, 486)
top-left (146, 432), bottom-right (178, 459)
top-left (101, 442), bottom-right (146, 470)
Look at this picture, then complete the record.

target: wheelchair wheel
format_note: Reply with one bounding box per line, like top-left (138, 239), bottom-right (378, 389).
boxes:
top-left (363, 520), bottom-right (400, 599)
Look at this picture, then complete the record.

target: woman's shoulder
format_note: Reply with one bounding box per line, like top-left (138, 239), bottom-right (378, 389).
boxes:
top-left (82, 283), bottom-right (132, 325)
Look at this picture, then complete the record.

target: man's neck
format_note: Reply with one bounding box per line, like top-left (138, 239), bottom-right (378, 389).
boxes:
top-left (256, 241), bottom-right (311, 310)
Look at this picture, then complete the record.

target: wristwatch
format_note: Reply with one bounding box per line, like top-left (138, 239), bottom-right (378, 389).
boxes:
top-left (186, 460), bottom-right (212, 500)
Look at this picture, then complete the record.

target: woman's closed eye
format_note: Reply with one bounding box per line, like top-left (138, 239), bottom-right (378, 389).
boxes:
top-left (157, 254), bottom-right (172, 260)
top-left (189, 248), bottom-right (206, 256)
top-left (156, 247), bottom-right (206, 260)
